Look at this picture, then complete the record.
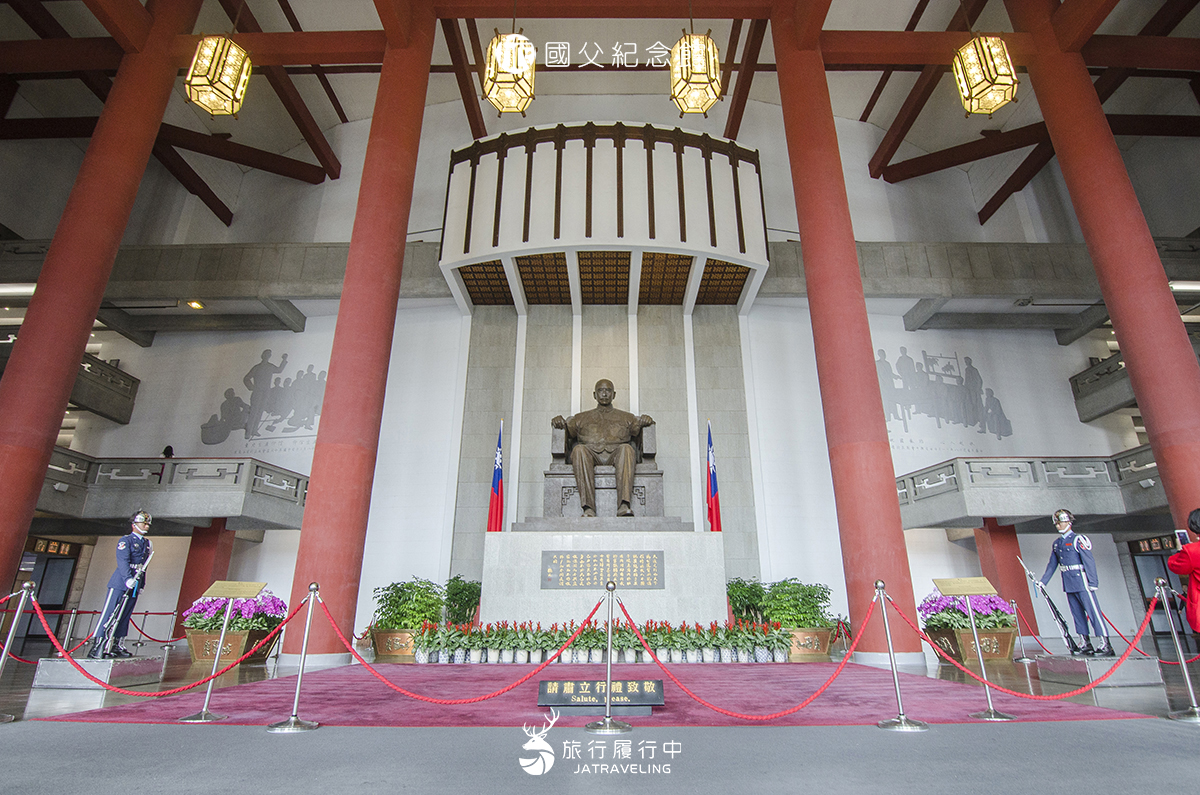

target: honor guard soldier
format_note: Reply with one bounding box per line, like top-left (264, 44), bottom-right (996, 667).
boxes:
top-left (88, 510), bottom-right (154, 659)
top-left (1035, 509), bottom-right (1114, 657)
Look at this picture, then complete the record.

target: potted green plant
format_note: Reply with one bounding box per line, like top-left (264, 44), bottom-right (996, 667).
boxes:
top-left (716, 621), bottom-right (734, 663)
top-left (733, 619), bottom-right (754, 663)
top-left (482, 622), bottom-right (501, 663)
top-left (461, 622), bottom-right (485, 663)
top-left (727, 577), bottom-right (766, 623)
top-left (182, 590), bottom-right (288, 665)
top-left (919, 590), bottom-right (1017, 663)
top-left (701, 621), bottom-right (720, 663)
top-left (445, 575), bottom-right (482, 625)
top-left (370, 578), bottom-right (445, 663)
top-left (762, 578), bottom-right (838, 662)
top-left (412, 621), bottom-right (437, 663)
top-left (617, 620), bottom-right (639, 663)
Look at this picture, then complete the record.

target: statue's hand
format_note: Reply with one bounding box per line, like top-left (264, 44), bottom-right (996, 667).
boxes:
top-left (638, 414), bottom-right (654, 427)
top-left (551, 415), bottom-right (567, 429)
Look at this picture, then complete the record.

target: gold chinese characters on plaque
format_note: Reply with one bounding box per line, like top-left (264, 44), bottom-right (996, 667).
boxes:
top-left (542, 551), bottom-right (664, 590)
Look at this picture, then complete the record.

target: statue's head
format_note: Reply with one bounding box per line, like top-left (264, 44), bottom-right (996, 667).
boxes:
top-left (593, 379), bottom-right (615, 407)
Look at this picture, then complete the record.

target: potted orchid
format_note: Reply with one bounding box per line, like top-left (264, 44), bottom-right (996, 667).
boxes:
top-left (919, 589), bottom-right (1017, 663)
top-left (182, 590), bottom-right (287, 665)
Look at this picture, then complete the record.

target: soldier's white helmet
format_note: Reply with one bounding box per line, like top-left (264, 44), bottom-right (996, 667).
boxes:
top-left (131, 510), bottom-right (152, 525)
top-left (1053, 509), bottom-right (1074, 525)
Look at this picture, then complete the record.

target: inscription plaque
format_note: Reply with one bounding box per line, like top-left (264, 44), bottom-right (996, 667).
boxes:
top-left (542, 550), bottom-right (664, 589)
top-left (538, 679), bottom-right (665, 707)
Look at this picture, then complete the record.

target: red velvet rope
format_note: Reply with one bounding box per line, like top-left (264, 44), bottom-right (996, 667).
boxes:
top-left (887, 594), bottom-right (1158, 700)
top-left (319, 597), bottom-right (605, 705)
top-left (0, 642), bottom-right (36, 665)
top-left (1013, 606), bottom-right (1055, 655)
top-left (616, 597), bottom-right (877, 721)
top-left (29, 595), bottom-right (304, 697)
top-left (129, 618), bottom-right (185, 644)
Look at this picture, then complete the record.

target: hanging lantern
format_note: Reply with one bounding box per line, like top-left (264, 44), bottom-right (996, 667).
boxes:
top-left (952, 35), bottom-right (1018, 116)
top-left (185, 35), bottom-right (252, 117)
top-left (483, 31), bottom-right (537, 116)
top-left (669, 31), bottom-right (721, 117)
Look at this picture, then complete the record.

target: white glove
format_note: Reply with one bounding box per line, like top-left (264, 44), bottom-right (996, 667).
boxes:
top-left (125, 577), bottom-right (137, 589)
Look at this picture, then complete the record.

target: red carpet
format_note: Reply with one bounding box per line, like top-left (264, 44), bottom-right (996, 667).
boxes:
top-left (37, 661), bottom-right (1152, 727)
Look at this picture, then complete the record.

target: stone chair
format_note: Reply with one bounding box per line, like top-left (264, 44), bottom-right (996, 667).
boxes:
top-left (543, 424), bottom-right (664, 517)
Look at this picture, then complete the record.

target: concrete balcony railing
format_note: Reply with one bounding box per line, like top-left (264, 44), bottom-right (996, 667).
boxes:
top-left (896, 444), bottom-right (1165, 531)
top-left (0, 340), bottom-right (139, 424)
top-left (1070, 342), bottom-right (1200, 423)
top-left (39, 447), bottom-right (307, 536)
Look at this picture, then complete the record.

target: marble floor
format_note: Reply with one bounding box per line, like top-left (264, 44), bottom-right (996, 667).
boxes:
top-left (2, 633), bottom-right (1199, 724)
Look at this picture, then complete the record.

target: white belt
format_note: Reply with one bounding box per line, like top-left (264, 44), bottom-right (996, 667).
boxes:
top-left (1061, 564), bottom-right (1084, 571)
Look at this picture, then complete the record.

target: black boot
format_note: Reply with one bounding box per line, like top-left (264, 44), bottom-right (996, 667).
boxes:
top-left (1077, 635), bottom-right (1095, 656)
top-left (86, 639), bottom-right (104, 659)
top-left (1093, 637), bottom-right (1115, 657)
top-left (1066, 636), bottom-right (1083, 656)
top-left (112, 644), bottom-right (133, 658)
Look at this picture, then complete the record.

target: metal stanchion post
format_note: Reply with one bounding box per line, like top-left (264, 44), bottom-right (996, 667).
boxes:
top-left (131, 610), bottom-right (148, 654)
top-left (586, 582), bottom-right (631, 734)
top-left (268, 582), bottom-right (321, 732)
top-left (875, 581), bottom-right (928, 732)
top-left (0, 582), bottom-right (36, 723)
top-left (59, 608), bottom-right (79, 658)
top-left (1156, 578), bottom-right (1200, 723)
top-left (1012, 600), bottom-right (1034, 664)
top-left (964, 595), bottom-right (1015, 721)
top-left (179, 596), bottom-right (236, 723)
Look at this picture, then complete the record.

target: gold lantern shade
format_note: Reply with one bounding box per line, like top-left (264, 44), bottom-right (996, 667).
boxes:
top-left (483, 32), bottom-right (537, 116)
top-left (669, 32), bottom-right (721, 116)
top-left (185, 35), bottom-right (252, 117)
top-left (952, 35), bottom-right (1017, 116)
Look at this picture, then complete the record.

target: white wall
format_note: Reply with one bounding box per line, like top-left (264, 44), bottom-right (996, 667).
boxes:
top-left (744, 302), bottom-right (1138, 619)
top-left (72, 302), bottom-right (464, 629)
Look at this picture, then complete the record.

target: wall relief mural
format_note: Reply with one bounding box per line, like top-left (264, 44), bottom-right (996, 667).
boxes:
top-left (200, 349), bottom-right (326, 446)
top-left (875, 347), bottom-right (1012, 453)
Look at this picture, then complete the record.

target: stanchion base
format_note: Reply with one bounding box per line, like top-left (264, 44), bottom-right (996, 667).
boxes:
top-left (1013, 656), bottom-right (1035, 664)
top-left (178, 710), bottom-right (226, 723)
top-left (877, 715), bottom-right (929, 732)
top-left (0, 712), bottom-right (14, 724)
top-left (970, 709), bottom-right (1016, 721)
top-left (1168, 706), bottom-right (1200, 724)
top-left (585, 717), bottom-right (632, 734)
top-left (267, 715), bottom-right (320, 733)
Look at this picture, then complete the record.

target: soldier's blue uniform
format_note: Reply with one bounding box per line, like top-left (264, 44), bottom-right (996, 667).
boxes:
top-left (1041, 530), bottom-right (1107, 640)
top-left (91, 531), bottom-right (152, 649)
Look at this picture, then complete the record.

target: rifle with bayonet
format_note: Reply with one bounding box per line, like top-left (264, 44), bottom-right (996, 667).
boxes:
top-left (98, 548), bottom-right (155, 656)
top-left (1017, 554), bottom-right (1080, 655)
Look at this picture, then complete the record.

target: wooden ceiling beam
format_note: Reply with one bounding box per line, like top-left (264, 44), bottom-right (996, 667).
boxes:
top-left (277, 0), bottom-right (349, 124)
top-left (217, 0), bottom-right (341, 180)
top-left (723, 18), bottom-right (765, 140)
top-left (1082, 34), bottom-right (1200, 71)
top-left (865, 0), bottom-right (987, 179)
top-left (791, 0), bottom-right (831, 50)
top-left (859, 0), bottom-right (930, 123)
top-left (373, 0), bottom-right (413, 47)
top-left (977, 0), bottom-right (1200, 223)
top-left (1052, 0), bottom-right (1122, 53)
top-left (441, 18), bottom-right (487, 139)
top-left (81, 0), bottom-right (151, 52)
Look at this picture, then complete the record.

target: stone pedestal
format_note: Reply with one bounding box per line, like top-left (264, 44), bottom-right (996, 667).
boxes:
top-left (1036, 653), bottom-right (1163, 687)
top-left (32, 655), bottom-right (164, 689)
top-left (480, 530), bottom-right (726, 626)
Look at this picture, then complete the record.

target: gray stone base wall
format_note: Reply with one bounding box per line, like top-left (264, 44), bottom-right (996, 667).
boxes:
top-left (637, 306), bottom-right (692, 522)
top-left (693, 306), bottom-right (759, 580)
top-left (449, 307), bottom-right (517, 580)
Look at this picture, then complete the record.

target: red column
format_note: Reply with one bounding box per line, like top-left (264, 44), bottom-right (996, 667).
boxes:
top-left (1006, 0), bottom-right (1200, 528)
top-left (284, 5), bottom-right (437, 656)
top-left (173, 519), bottom-right (237, 637)
top-left (0, 0), bottom-right (202, 591)
top-left (975, 518), bottom-right (1039, 634)
top-left (771, 2), bottom-right (920, 654)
